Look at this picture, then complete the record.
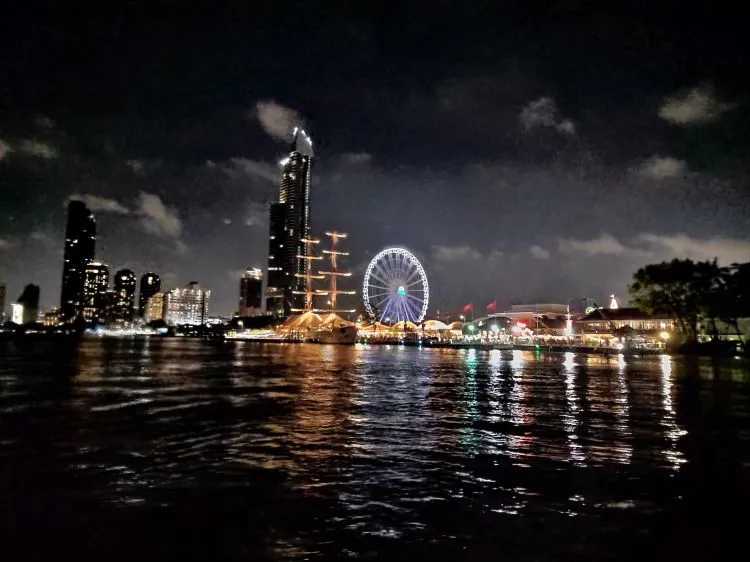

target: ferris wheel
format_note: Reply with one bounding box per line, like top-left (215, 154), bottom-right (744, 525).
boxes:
top-left (362, 247), bottom-right (429, 324)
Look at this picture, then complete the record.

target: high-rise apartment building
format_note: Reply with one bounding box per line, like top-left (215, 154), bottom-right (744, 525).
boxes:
top-left (113, 269), bottom-right (137, 322)
top-left (266, 128), bottom-right (313, 316)
top-left (60, 201), bottom-right (96, 322)
top-left (239, 267), bottom-right (263, 316)
top-left (82, 262), bottom-right (109, 322)
top-left (164, 282), bottom-right (210, 326)
top-left (138, 272), bottom-right (161, 318)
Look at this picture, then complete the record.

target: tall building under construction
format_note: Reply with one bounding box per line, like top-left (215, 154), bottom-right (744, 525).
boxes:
top-left (266, 127), bottom-right (314, 316)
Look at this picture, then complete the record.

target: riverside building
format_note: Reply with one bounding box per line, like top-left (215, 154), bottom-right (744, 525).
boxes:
top-left (60, 200), bottom-right (96, 321)
top-left (164, 282), bottom-right (210, 326)
top-left (266, 128), bottom-right (314, 316)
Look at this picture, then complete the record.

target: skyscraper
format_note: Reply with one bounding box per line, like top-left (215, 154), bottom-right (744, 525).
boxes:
top-left (16, 284), bottom-right (40, 324)
top-left (239, 267), bottom-right (263, 316)
top-left (113, 269), bottom-right (137, 322)
top-left (60, 200), bottom-right (96, 322)
top-left (82, 262), bottom-right (109, 322)
top-left (266, 203), bottom-right (286, 316)
top-left (164, 282), bottom-right (210, 326)
top-left (138, 272), bottom-right (161, 318)
top-left (266, 128), bottom-right (314, 316)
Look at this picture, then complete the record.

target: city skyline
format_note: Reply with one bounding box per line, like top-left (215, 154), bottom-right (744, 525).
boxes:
top-left (2, 3), bottom-right (750, 315)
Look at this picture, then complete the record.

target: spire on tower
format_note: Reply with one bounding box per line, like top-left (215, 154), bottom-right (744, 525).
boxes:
top-left (289, 126), bottom-right (314, 157)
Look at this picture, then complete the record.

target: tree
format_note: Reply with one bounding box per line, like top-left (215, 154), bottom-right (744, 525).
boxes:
top-left (629, 259), bottom-right (723, 343)
top-left (712, 263), bottom-right (750, 351)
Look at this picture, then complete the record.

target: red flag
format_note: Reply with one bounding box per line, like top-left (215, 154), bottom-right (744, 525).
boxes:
top-left (486, 300), bottom-right (497, 313)
top-left (463, 303), bottom-right (474, 314)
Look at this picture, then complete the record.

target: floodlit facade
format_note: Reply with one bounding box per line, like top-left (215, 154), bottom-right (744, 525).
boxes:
top-left (164, 282), bottom-right (210, 326)
top-left (60, 200), bottom-right (96, 321)
top-left (266, 128), bottom-right (314, 316)
top-left (44, 307), bottom-right (61, 327)
top-left (82, 262), bottom-right (109, 322)
top-left (577, 307), bottom-right (675, 333)
top-left (16, 284), bottom-right (40, 324)
top-left (145, 292), bottom-right (166, 323)
top-left (11, 303), bottom-right (24, 325)
top-left (138, 272), bottom-right (161, 318)
top-left (239, 267), bottom-right (263, 316)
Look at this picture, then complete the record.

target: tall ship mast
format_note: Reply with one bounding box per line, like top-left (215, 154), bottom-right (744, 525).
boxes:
top-left (318, 231), bottom-right (356, 315)
top-left (291, 237), bottom-right (324, 313)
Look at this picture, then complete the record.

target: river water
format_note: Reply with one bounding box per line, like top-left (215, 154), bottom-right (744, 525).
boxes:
top-left (1, 338), bottom-right (749, 560)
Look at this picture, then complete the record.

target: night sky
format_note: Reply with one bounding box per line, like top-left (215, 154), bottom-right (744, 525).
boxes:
top-left (2, 1), bottom-right (749, 316)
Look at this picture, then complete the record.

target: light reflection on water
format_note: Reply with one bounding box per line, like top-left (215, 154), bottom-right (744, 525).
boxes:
top-left (1, 338), bottom-right (749, 560)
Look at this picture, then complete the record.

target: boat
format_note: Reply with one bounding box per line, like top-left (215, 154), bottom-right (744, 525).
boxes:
top-left (276, 230), bottom-right (358, 344)
top-left (311, 312), bottom-right (357, 344)
top-left (313, 324), bottom-right (358, 344)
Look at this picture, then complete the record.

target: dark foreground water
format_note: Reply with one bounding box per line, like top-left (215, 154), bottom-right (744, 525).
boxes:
top-left (1, 338), bottom-right (750, 561)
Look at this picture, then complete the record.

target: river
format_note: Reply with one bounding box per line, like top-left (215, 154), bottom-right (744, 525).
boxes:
top-left (1, 337), bottom-right (749, 560)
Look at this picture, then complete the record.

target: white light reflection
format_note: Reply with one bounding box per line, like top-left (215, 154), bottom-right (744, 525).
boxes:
top-left (612, 353), bottom-right (633, 465)
top-left (487, 349), bottom-right (503, 423)
top-left (506, 350), bottom-right (532, 460)
top-left (562, 352), bottom-right (586, 465)
top-left (660, 354), bottom-right (687, 470)
top-left (460, 348), bottom-right (480, 452)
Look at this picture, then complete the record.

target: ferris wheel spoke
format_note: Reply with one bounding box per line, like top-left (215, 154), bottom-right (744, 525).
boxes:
top-left (404, 300), bottom-right (416, 323)
top-left (394, 254), bottom-right (406, 280)
top-left (386, 254), bottom-right (399, 281)
top-left (370, 293), bottom-right (391, 307)
top-left (406, 294), bottom-right (423, 306)
top-left (396, 256), bottom-right (408, 278)
top-left (405, 296), bottom-right (425, 321)
top-left (398, 299), bottom-right (409, 323)
top-left (368, 291), bottom-right (393, 300)
top-left (367, 283), bottom-right (391, 291)
top-left (369, 276), bottom-right (390, 290)
top-left (376, 262), bottom-right (395, 283)
top-left (380, 253), bottom-right (393, 277)
top-left (379, 298), bottom-right (395, 323)
top-left (411, 299), bottom-right (425, 320)
top-left (404, 266), bottom-right (421, 285)
top-left (369, 266), bottom-right (389, 284)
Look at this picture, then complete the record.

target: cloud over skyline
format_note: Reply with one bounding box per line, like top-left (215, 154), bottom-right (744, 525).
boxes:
top-left (519, 97), bottom-right (576, 135)
top-left (68, 194), bottom-right (131, 214)
top-left (635, 155), bottom-right (688, 179)
top-left (136, 192), bottom-right (182, 239)
top-left (255, 100), bottom-right (302, 141)
top-left (529, 245), bottom-right (551, 260)
top-left (659, 85), bottom-right (736, 125)
top-left (559, 232), bottom-right (750, 265)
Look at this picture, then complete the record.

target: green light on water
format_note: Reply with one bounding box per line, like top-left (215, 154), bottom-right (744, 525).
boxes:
top-left (397, 286), bottom-right (406, 297)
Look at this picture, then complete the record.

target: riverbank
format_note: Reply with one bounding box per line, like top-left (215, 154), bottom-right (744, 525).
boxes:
top-left (3, 330), bottom-right (747, 358)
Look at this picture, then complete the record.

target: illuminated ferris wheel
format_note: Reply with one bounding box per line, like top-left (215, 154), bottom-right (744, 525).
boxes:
top-left (362, 247), bottom-right (429, 324)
